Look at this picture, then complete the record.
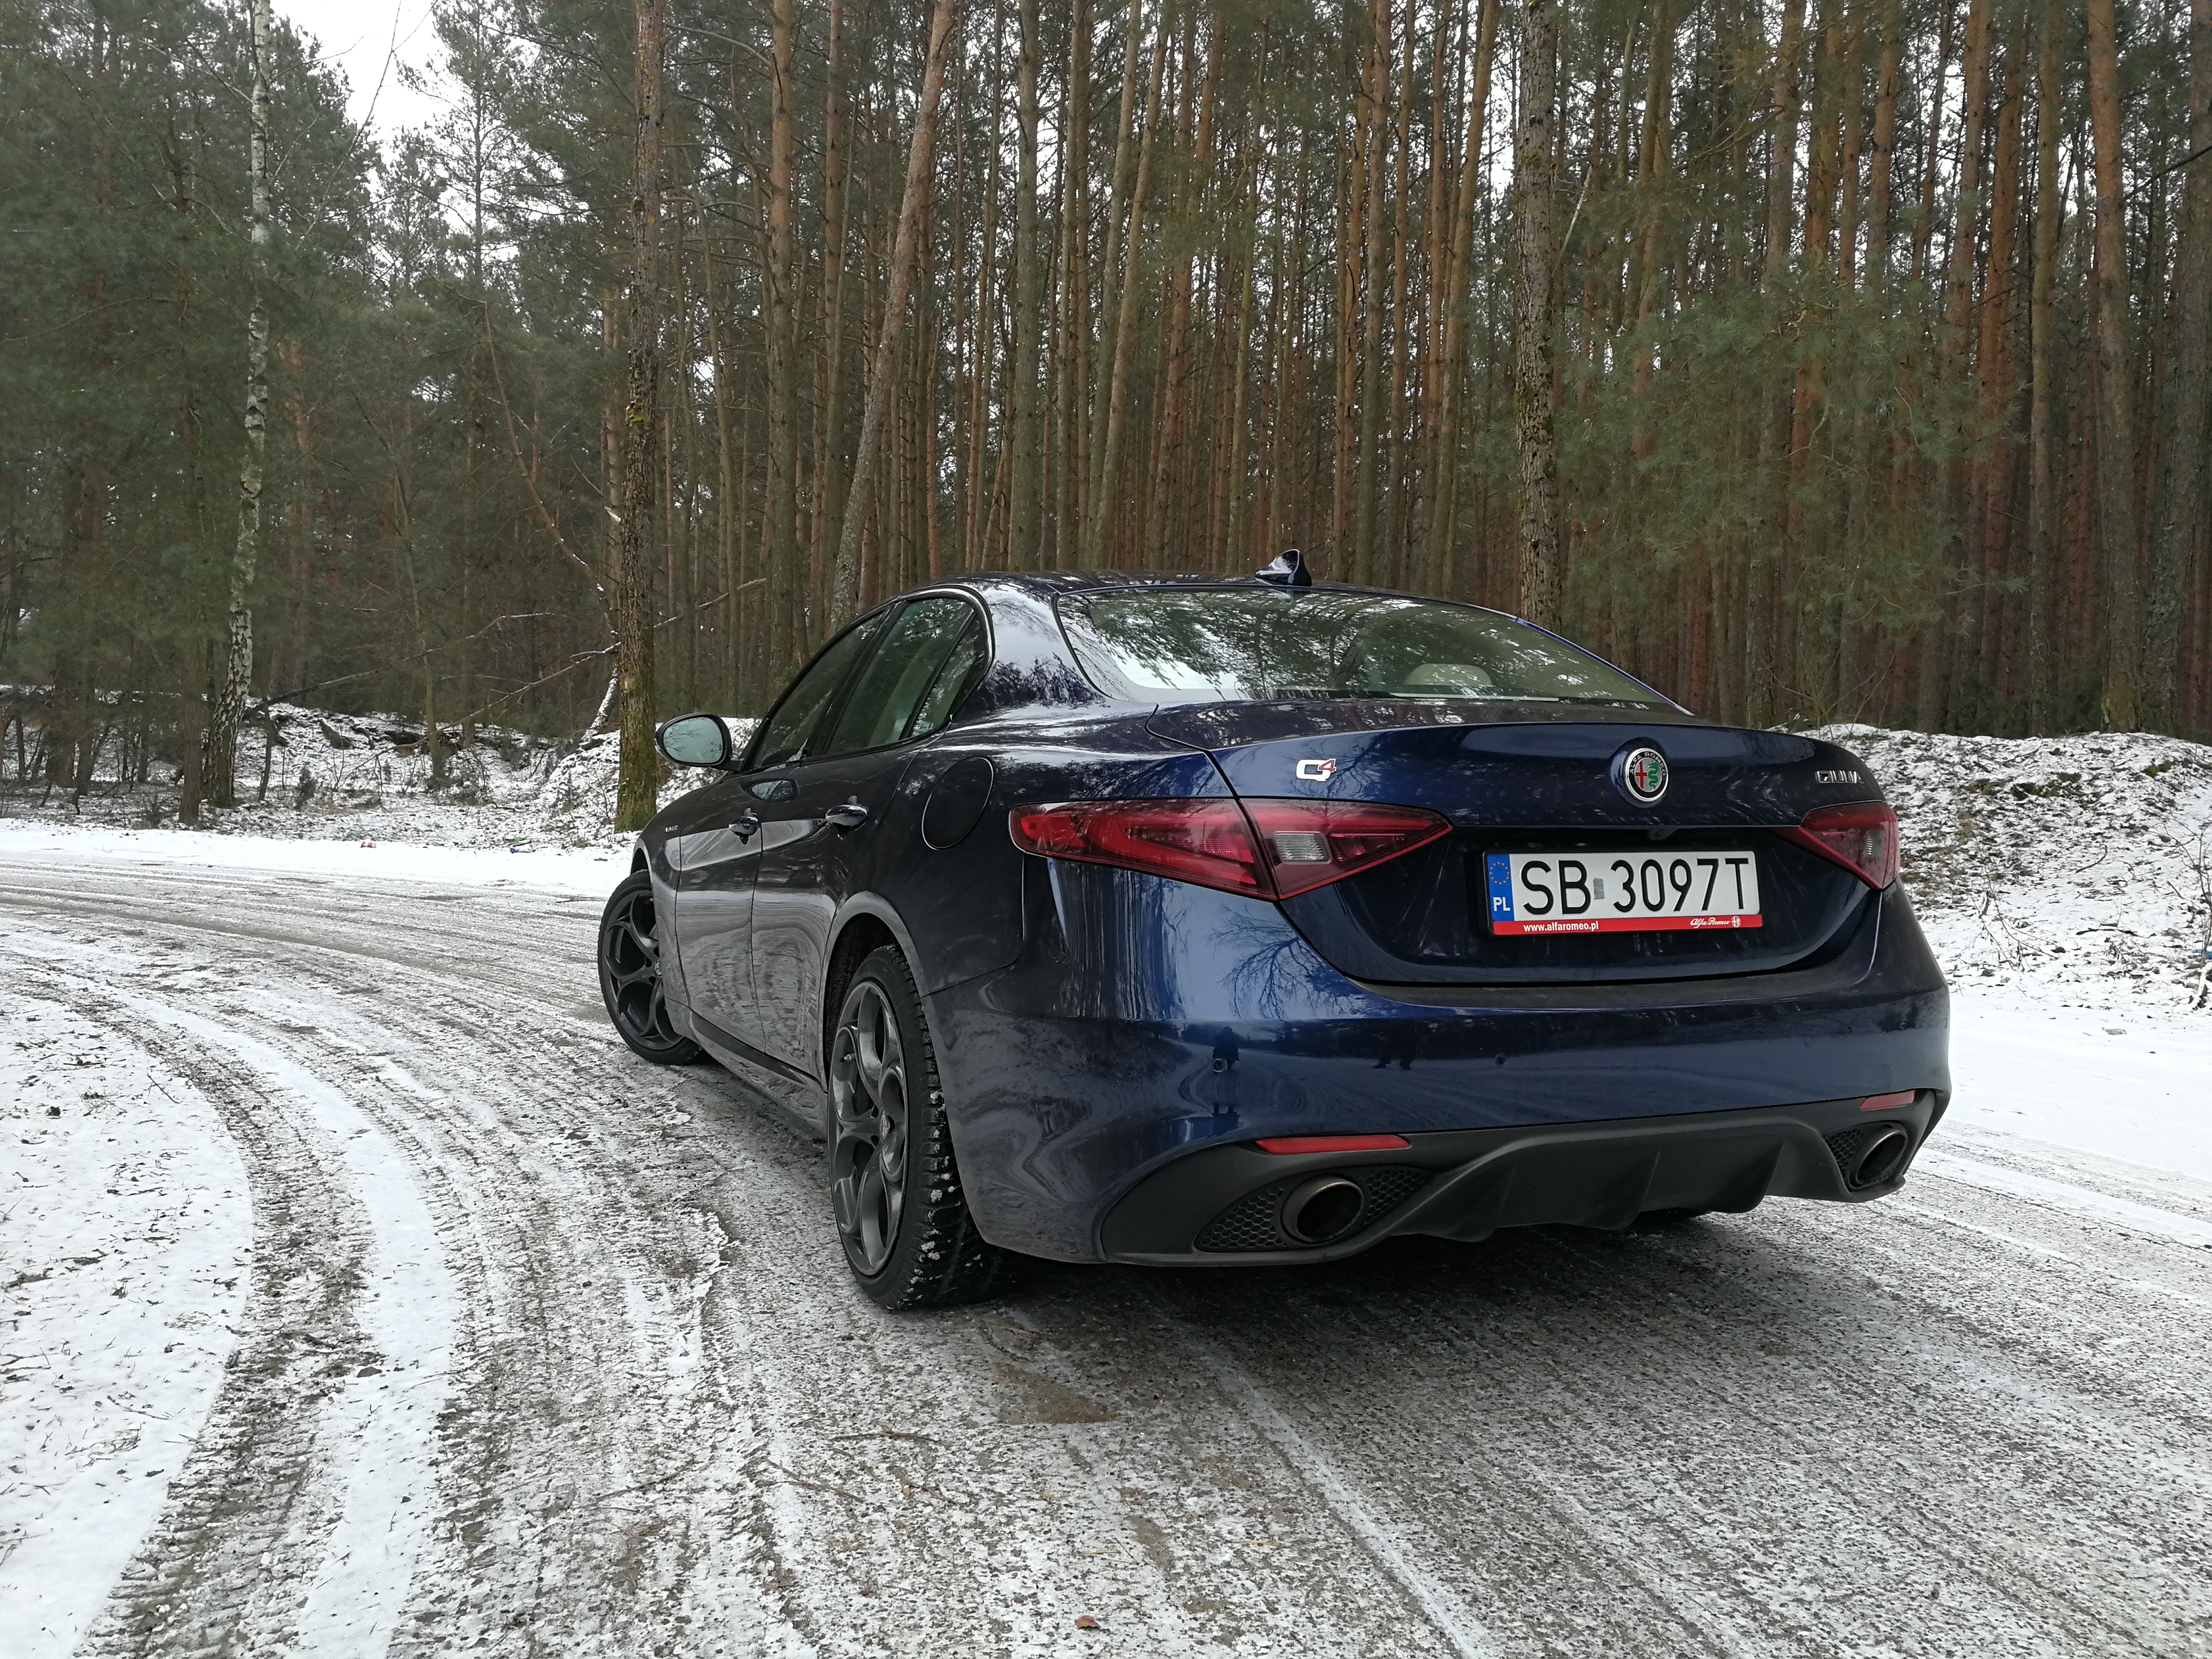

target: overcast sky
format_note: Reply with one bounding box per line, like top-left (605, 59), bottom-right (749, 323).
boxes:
top-left (278, 0), bottom-right (447, 139)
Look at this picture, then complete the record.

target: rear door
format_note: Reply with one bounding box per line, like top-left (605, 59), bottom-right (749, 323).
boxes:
top-left (674, 619), bottom-right (881, 1050)
top-left (748, 596), bottom-right (986, 1075)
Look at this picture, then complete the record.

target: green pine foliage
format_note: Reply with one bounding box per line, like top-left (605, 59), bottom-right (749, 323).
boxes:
top-left (3, 0), bottom-right (2208, 810)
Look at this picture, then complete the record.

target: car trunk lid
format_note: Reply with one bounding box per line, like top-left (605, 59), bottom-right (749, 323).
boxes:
top-left (1148, 703), bottom-right (1885, 984)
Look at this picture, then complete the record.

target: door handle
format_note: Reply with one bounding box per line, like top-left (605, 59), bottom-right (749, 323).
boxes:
top-left (731, 812), bottom-right (761, 839)
top-left (824, 801), bottom-right (869, 831)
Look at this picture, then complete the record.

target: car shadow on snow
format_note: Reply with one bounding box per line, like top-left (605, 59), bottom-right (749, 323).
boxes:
top-left (991, 1211), bottom-right (1918, 1422)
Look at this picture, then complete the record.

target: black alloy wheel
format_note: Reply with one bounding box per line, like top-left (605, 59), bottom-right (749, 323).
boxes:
top-left (598, 870), bottom-right (704, 1065)
top-left (827, 946), bottom-right (1011, 1309)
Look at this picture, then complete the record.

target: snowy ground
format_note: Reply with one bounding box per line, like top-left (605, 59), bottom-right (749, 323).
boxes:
top-left (3, 723), bottom-right (2211, 1656)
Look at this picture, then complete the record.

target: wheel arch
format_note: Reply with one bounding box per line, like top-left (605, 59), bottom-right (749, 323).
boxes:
top-left (818, 897), bottom-right (927, 1084)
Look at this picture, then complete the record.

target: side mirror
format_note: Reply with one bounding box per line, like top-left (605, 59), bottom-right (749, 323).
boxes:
top-left (656, 712), bottom-right (735, 769)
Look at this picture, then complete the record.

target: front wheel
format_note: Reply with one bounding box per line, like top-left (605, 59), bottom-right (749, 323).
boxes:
top-left (598, 870), bottom-right (703, 1065)
top-left (827, 946), bottom-right (1011, 1309)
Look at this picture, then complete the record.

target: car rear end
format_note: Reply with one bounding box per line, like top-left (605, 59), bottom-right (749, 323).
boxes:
top-left (931, 581), bottom-right (1947, 1265)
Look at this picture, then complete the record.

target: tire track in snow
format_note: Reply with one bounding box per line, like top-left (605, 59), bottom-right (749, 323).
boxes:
top-left (10, 966), bottom-right (384, 1659)
top-left (12, 952), bottom-right (472, 1658)
top-left (1138, 1304), bottom-right (1496, 1659)
top-left (7, 871), bottom-right (1466, 1654)
top-left (2, 881), bottom-right (822, 1656)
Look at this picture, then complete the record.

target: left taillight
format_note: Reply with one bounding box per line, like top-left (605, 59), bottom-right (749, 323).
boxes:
top-left (1777, 801), bottom-right (1899, 890)
top-left (1008, 797), bottom-right (1451, 900)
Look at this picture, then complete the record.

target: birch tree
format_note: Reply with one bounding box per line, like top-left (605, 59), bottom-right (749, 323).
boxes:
top-left (192, 0), bottom-right (273, 821)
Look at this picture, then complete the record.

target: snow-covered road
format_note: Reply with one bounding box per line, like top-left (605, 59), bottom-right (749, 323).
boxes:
top-left (5, 851), bottom-right (2211, 1658)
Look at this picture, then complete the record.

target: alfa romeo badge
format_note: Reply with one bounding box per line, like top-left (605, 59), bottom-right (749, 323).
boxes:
top-left (1619, 745), bottom-right (1669, 804)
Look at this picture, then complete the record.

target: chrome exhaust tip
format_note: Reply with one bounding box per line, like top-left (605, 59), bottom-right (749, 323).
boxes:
top-left (1281, 1175), bottom-right (1366, 1244)
top-left (1848, 1124), bottom-right (1913, 1190)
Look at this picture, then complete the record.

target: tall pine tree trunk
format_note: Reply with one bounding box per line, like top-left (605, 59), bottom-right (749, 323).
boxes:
top-left (762, 0), bottom-right (800, 679)
top-left (832, 0), bottom-right (958, 627)
top-left (2025, 0), bottom-right (2062, 731)
top-left (2088, 0), bottom-right (2142, 729)
top-left (611, 0), bottom-right (665, 831)
top-left (1086, 4), bottom-right (1169, 567)
top-left (1868, 0), bottom-right (1902, 282)
top-left (1929, 0), bottom-right (1991, 725)
top-left (1511, 0), bottom-right (1562, 626)
top-left (1974, 30), bottom-right (2024, 721)
top-left (1084, 5), bottom-right (1147, 560)
top-left (1750, 0), bottom-right (1805, 725)
top-left (1351, 0), bottom-right (1392, 584)
top-left (1423, 0), bottom-right (1499, 594)
top-left (806, 0), bottom-right (847, 683)
top-left (2147, 0), bottom-right (2212, 730)
top-left (1006, 0), bottom-right (1045, 568)
top-left (1147, 22), bottom-right (1215, 567)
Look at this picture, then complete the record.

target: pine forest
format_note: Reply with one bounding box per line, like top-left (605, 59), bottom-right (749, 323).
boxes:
top-left (5, 0), bottom-right (2211, 827)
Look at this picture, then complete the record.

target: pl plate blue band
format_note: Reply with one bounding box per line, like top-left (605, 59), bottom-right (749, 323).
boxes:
top-left (1485, 852), bottom-right (1516, 920)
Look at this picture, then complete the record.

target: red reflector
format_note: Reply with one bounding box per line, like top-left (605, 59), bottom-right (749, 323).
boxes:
top-left (1861, 1090), bottom-right (1917, 1111)
top-left (1254, 1134), bottom-right (1411, 1154)
top-left (1777, 801), bottom-right (1900, 890)
top-left (1008, 798), bottom-right (1450, 899)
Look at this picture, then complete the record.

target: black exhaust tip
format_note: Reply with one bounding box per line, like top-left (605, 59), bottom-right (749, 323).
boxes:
top-left (1281, 1175), bottom-right (1366, 1244)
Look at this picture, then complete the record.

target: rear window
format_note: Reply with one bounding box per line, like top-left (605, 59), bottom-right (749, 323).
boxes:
top-left (1057, 588), bottom-right (1668, 709)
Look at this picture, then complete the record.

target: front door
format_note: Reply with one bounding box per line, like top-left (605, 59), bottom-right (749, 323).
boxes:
top-left (667, 776), bottom-right (770, 1048)
top-left (747, 596), bottom-right (985, 1077)
top-left (679, 618), bottom-right (883, 1052)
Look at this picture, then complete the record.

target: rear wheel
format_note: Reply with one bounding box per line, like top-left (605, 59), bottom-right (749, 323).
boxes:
top-left (598, 871), bottom-right (703, 1065)
top-left (828, 946), bottom-right (1010, 1309)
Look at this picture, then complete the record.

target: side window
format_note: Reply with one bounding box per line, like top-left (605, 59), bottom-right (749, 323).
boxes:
top-left (747, 620), bottom-right (881, 771)
top-left (905, 616), bottom-right (984, 740)
top-left (822, 598), bottom-right (982, 756)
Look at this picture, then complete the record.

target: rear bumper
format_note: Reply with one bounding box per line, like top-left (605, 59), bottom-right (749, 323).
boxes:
top-left (1099, 1091), bottom-right (1943, 1265)
top-left (928, 863), bottom-right (1948, 1262)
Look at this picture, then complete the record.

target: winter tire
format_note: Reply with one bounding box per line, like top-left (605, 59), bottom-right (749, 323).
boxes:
top-left (598, 870), bottom-right (704, 1065)
top-left (827, 945), bottom-right (1011, 1309)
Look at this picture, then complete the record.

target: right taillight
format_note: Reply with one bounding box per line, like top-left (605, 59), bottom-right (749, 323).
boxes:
top-left (1008, 797), bottom-right (1450, 899)
top-left (1778, 802), bottom-right (1899, 890)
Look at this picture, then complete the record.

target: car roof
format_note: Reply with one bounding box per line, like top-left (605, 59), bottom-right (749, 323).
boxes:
top-left (927, 569), bottom-right (1482, 604)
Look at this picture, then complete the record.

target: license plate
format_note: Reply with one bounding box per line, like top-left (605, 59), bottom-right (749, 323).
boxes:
top-left (1483, 850), bottom-right (1763, 934)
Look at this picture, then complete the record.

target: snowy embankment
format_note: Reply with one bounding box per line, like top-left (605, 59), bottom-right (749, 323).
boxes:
top-left (0, 708), bottom-right (760, 890)
top-left (1810, 725), bottom-right (2212, 1011)
top-left (1796, 725), bottom-right (2212, 1193)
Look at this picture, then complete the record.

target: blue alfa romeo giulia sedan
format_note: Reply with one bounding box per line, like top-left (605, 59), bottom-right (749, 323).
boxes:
top-left (599, 556), bottom-right (1948, 1308)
